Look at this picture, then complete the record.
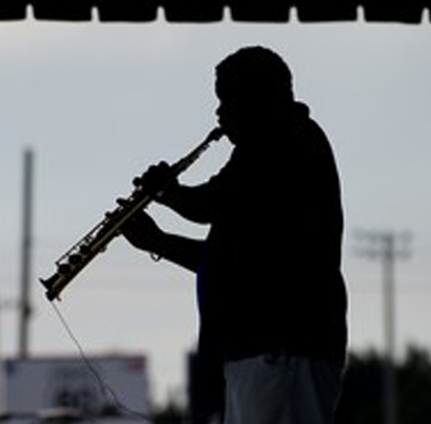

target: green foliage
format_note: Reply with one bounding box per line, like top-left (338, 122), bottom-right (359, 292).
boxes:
top-left (336, 346), bottom-right (431, 424)
top-left (152, 346), bottom-right (431, 424)
top-left (153, 401), bottom-right (186, 424)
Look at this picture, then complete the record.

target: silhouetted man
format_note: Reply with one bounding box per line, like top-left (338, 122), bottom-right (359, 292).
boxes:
top-left (121, 46), bottom-right (348, 424)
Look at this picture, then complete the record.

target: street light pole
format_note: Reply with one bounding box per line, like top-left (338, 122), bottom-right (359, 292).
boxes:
top-left (354, 229), bottom-right (411, 424)
top-left (18, 148), bottom-right (34, 359)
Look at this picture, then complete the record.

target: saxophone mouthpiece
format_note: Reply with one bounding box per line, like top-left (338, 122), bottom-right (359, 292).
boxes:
top-left (209, 127), bottom-right (224, 141)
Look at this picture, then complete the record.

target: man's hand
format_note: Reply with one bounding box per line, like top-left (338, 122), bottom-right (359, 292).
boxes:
top-left (133, 161), bottom-right (179, 202)
top-left (118, 200), bottom-right (204, 272)
top-left (120, 208), bottom-right (164, 252)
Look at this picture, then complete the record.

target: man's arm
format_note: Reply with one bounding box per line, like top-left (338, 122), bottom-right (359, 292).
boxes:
top-left (120, 210), bottom-right (204, 273)
top-left (159, 183), bottom-right (219, 224)
top-left (147, 232), bottom-right (204, 273)
top-left (135, 161), bottom-right (228, 224)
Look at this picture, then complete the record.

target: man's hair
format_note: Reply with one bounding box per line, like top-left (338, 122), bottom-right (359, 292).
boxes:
top-left (216, 46), bottom-right (294, 102)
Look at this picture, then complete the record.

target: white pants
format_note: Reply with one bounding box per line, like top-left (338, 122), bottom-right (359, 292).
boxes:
top-left (223, 355), bottom-right (344, 424)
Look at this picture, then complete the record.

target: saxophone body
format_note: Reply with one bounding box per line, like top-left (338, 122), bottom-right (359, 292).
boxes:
top-left (40, 128), bottom-right (224, 301)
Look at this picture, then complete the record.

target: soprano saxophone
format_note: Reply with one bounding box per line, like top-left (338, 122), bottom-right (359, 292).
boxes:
top-left (40, 128), bottom-right (224, 301)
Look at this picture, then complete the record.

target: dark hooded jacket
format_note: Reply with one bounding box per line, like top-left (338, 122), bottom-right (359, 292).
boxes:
top-left (168, 102), bottom-right (347, 364)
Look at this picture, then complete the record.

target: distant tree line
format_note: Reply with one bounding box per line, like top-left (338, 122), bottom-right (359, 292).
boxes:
top-left (153, 346), bottom-right (431, 424)
top-left (336, 346), bottom-right (431, 424)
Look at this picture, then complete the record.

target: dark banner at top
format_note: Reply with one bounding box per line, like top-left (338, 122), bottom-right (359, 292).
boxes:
top-left (0, 1), bottom-right (428, 24)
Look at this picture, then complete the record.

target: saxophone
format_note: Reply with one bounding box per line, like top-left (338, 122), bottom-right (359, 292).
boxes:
top-left (40, 128), bottom-right (224, 301)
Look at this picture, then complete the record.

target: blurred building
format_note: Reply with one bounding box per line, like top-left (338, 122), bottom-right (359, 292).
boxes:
top-left (0, 354), bottom-right (151, 423)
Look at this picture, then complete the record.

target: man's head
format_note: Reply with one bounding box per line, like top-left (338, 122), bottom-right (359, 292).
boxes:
top-left (215, 46), bottom-right (294, 143)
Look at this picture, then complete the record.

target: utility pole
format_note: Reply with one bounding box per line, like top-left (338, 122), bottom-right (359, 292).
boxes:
top-left (18, 148), bottom-right (34, 359)
top-left (355, 229), bottom-right (411, 424)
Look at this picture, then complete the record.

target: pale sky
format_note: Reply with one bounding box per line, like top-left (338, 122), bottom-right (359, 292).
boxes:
top-left (1, 15), bottom-right (431, 405)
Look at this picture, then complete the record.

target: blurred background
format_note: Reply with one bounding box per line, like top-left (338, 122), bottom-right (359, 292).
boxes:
top-left (1, 4), bottom-right (431, 423)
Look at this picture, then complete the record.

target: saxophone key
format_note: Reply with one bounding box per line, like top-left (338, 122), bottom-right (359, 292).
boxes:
top-left (69, 254), bottom-right (83, 265)
top-left (58, 264), bottom-right (72, 275)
